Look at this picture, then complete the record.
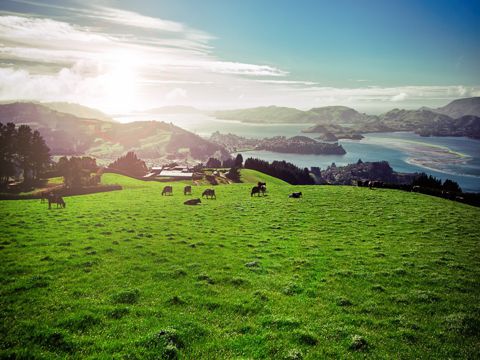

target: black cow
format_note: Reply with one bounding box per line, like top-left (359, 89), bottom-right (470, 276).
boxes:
top-left (251, 186), bottom-right (261, 197)
top-left (184, 198), bottom-right (201, 205)
top-left (368, 181), bottom-right (383, 189)
top-left (289, 192), bottom-right (302, 198)
top-left (202, 189), bottom-right (216, 199)
top-left (162, 186), bottom-right (173, 195)
top-left (48, 194), bottom-right (66, 209)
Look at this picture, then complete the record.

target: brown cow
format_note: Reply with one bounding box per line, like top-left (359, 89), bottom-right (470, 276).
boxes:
top-left (202, 189), bottom-right (216, 199)
top-left (162, 186), bottom-right (173, 196)
top-left (184, 185), bottom-right (192, 195)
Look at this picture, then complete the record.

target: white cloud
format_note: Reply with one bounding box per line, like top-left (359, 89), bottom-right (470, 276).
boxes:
top-left (391, 92), bottom-right (408, 102)
top-left (256, 80), bottom-right (317, 85)
top-left (92, 6), bottom-right (186, 33)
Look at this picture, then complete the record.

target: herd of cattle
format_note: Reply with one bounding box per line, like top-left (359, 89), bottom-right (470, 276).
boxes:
top-left (162, 182), bottom-right (271, 205)
top-left (40, 181), bottom-right (307, 209)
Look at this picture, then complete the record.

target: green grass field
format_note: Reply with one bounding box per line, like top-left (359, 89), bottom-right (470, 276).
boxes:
top-left (1, 171), bottom-right (479, 359)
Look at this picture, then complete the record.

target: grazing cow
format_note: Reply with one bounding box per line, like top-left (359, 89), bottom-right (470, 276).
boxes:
top-left (251, 186), bottom-right (261, 197)
top-left (162, 186), bottom-right (173, 196)
top-left (48, 194), bottom-right (66, 209)
top-left (411, 185), bottom-right (421, 192)
top-left (184, 185), bottom-right (192, 195)
top-left (184, 198), bottom-right (201, 205)
top-left (289, 192), bottom-right (303, 198)
top-left (251, 183), bottom-right (267, 197)
top-left (202, 189), bottom-right (216, 199)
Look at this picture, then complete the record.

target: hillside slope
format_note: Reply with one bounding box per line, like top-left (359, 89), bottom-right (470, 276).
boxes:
top-left (434, 97), bottom-right (480, 118)
top-left (43, 102), bottom-right (115, 122)
top-left (0, 102), bottom-right (229, 162)
top-left (0, 177), bottom-right (478, 359)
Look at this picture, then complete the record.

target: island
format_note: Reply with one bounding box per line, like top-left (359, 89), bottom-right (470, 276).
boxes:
top-left (209, 132), bottom-right (346, 155)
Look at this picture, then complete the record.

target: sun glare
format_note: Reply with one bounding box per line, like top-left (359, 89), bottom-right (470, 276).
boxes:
top-left (100, 51), bottom-right (140, 114)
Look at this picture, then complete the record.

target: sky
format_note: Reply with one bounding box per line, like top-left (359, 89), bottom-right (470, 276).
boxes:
top-left (0, 0), bottom-right (479, 114)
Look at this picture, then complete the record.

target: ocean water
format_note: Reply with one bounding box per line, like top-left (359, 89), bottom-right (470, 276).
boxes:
top-left (115, 113), bottom-right (480, 192)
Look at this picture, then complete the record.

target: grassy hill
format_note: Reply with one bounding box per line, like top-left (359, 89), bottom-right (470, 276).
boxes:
top-left (0, 171), bottom-right (479, 359)
top-left (0, 102), bottom-right (229, 163)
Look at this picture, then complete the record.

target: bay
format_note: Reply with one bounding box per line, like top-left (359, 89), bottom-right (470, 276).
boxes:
top-left (115, 113), bottom-right (480, 192)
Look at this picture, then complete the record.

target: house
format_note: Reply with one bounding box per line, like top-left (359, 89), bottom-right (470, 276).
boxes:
top-left (144, 165), bottom-right (193, 180)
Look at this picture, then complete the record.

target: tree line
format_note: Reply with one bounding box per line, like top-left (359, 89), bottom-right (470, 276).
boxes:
top-left (0, 122), bottom-right (50, 186)
top-left (244, 158), bottom-right (314, 185)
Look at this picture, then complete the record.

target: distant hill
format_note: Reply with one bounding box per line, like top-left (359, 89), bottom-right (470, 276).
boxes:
top-left (43, 102), bottom-right (115, 122)
top-left (215, 106), bottom-right (306, 123)
top-left (434, 97), bottom-right (480, 118)
top-left (379, 108), bottom-right (480, 138)
top-left (0, 102), bottom-right (229, 162)
top-left (307, 106), bottom-right (372, 123)
top-left (215, 105), bottom-right (374, 124)
top-left (215, 98), bottom-right (480, 139)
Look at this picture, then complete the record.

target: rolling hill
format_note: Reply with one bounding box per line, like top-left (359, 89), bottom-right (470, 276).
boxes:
top-left (0, 172), bottom-right (478, 358)
top-left (42, 102), bottom-right (115, 122)
top-left (434, 97), bottom-right (480, 118)
top-left (0, 102), bottom-right (229, 163)
top-left (214, 105), bottom-right (370, 124)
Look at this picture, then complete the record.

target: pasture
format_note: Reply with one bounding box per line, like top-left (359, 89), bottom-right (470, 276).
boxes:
top-left (0, 170), bottom-right (479, 359)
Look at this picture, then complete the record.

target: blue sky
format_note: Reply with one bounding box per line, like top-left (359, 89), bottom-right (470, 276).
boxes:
top-left (0, 0), bottom-right (479, 113)
top-left (122, 0), bottom-right (480, 86)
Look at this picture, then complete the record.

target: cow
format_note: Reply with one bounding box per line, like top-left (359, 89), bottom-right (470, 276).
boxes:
top-left (162, 186), bottom-right (173, 196)
top-left (48, 194), bottom-right (66, 209)
top-left (251, 183), bottom-right (266, 197)
top-left (251, 186), bottom-right (261, 197)
top-left (184, 185), bottom-right (192, 195)
top-left (289, 192), bottom-right (303, 198)
top-left (184, 198), bottom-right (201, 205)
top-left (368, 181), bottom-right (383, 189)
top-left (202, 189), bottom-right (216, 199)
top-left (411, 185), bottom-right (421, 192)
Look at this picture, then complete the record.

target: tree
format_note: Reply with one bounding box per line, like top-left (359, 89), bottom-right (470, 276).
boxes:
top-left (442, 179), bottom-right (462, 193)
top-left (16, 125), bottom-right (33, 183)
top-left (244, 157), bottom-right (314, 185)
top-left (234, 153), bottom-right (243, 167)
top-left (0, 123), bottom-right (17, 186)
top-left (0, 122), bottom-right (50, 186)
top-left (30, 130), bottom-right (51, 181)
top-left (412, 173), bottom-right (442, 189)
top-left (205, 157), bottom-right (221, 168)
top-left (57, 156), bottom-right (99, 187)
top-left (221, 158), bottom-right (235, 168)
top-left (226, 167), bottom-right (241, 182)
top-left (108, 152), bottom-right (147, 177)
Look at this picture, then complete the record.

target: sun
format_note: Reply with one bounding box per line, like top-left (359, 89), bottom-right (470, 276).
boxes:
top-left (99, 50), bottom-right (141, 114)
